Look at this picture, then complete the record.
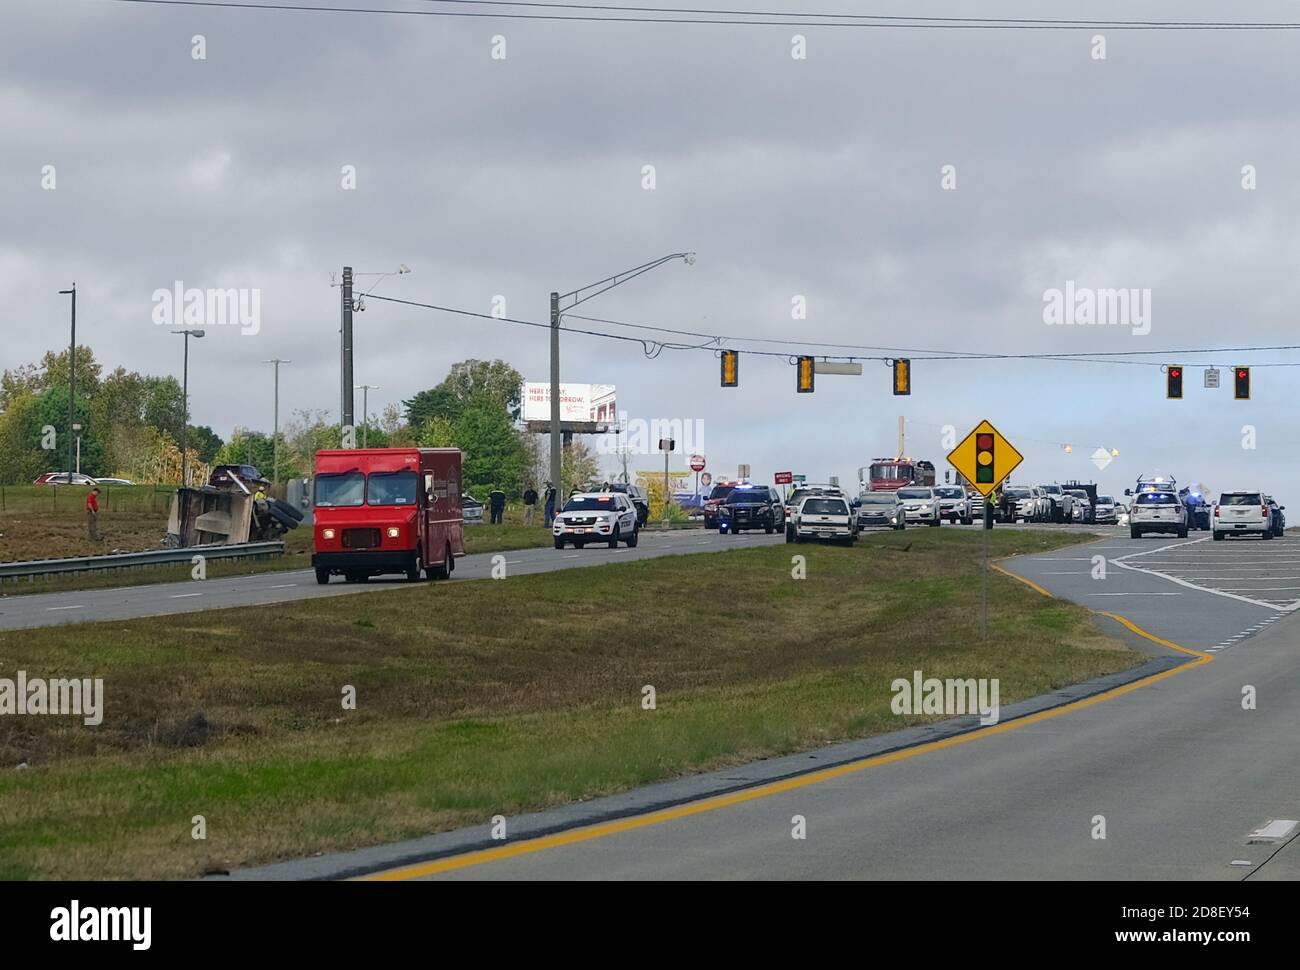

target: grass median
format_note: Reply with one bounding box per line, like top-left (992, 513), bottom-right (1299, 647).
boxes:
top-left (0, 528), bottom-right (1139, 879)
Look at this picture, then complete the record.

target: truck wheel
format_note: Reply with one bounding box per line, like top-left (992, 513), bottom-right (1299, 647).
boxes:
top-left (554, 537), bottom-right (565, 549)
top-left (1212, 531), bottom-right (1225, 541)
top-left (1130, 528), bottom-right (1141, 539)
top-left (406, 550), bottom-right (424, 582)
top-left (315, 567), bottom-right (330, 585)
top-left (1177, 527), bottom-right (1188, 539)
top-left (265, 501), bottom-right (299, 530)
top-left (268, 498), bottom-right (304, 522)
top-left (1262, 529), bottom-right (1274, 540)
top-left (625, 527), bottom-right (639, 548)
top-left (427, 544), bottom-right (451, 580)
top-left (608, 527), bottom-right (620, 549)
top-left (961, 517), bottom-right (973, 526)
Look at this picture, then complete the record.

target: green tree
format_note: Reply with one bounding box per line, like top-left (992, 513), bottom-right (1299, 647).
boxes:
top-left (0, 391), bottom-right (46, 484)
top-left (187, 425), bottom-right (224, 464)
top-left (453, 401), bottom-right (527, 497)
top-left (405, 359), bottom-right (524, 429)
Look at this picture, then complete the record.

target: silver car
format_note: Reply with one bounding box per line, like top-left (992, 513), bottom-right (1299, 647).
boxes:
top-left (933, 485), bottom-right (973, 524)
top-left (854, 492), bottom-right (905, 530)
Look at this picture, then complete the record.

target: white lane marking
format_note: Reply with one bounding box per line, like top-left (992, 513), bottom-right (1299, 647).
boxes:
top-left (562, 554), bottom-right (580, 559)
top-left (1110, 538), bottom-right (1294, 612)
top-left (46, 605), bottom-right (85, 611)
top-left (170, 592), bottom-right (203, 599)
top-left (1081, 585), bottom-right (1185, 592)
top-left (268, 583), bottom-right (297, 589)
top-left (1041, 571), bottom-right (1091, 575)
top-left (1248, 819), bottom-right (1299, 843)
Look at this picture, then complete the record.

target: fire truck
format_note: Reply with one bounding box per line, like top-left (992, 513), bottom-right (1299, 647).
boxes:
top-left (858, 457), bottom-right (936, 492)
top-left (311, 448), bottom-right (465, 584)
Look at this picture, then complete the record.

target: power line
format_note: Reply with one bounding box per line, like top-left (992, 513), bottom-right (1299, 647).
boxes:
top-left (103, 0), bottom-right (1300, 29)
top-left (361, 292), bottom-right (1300, 368)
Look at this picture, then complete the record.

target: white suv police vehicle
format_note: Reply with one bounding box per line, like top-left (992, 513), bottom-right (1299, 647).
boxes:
top-left (1129, 489), bottom-right (1187, 538)
top-left (553, 492), bottom-right (640, 549)
top-left (788, 495), bottom-right (856, 544)
top-left (1212, 490), bottom-right (1272, 541)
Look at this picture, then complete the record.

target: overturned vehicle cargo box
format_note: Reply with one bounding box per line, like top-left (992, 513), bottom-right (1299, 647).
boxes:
top-left (165, 487), bottom-right (302, 547)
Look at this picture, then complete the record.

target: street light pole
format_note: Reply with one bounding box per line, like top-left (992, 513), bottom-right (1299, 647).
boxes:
top-left (173, 329), bottom-right (205, 489)
top-left (264, 358), bottom-right (291, 484)
top-left (548, 252), bottom-right (694, 495)
top-left (58, 285), bottom-right (76, 475)
top-left (355, 384), bottom-right (379, 448)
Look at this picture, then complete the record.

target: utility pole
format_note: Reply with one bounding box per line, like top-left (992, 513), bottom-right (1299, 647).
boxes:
top-left (264, 358), bottom-right (290, 484)
top-left (340, 267), bottom-right (354, 430)
top-left (549, 291), bottom-right (561, 493)
top-left (173, 329), bottom-right (205, 490)
top-left (355, 384), bottom-right (379, 448)
top-left (58, 285), bottom-right (76, 475)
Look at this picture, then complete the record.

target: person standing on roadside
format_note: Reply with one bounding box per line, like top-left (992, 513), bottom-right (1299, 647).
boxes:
top-left (488, 488), bottom-right (506, 525)
top-left (543, 481), bottom-right (556, 527)
top-left (86, 487), bottom-right (102, 541)
top-left (522, 483), bottom-right (538, 526)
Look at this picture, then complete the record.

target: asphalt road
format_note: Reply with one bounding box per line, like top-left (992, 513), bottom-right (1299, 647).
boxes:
top-left (0, 528), bottom-right (784, 631)
top-left (359, 529), bottom-right (1300, 880)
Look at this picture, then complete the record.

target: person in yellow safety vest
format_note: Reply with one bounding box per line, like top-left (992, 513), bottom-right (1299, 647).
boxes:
top-left (988, 487), bottom-right (1000, 522)
top-left (254, 486), bottom-right (267, 502)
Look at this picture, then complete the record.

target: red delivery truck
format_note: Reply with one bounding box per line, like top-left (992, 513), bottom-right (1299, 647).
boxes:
top-left (311, 447), bottom-right (465, 584)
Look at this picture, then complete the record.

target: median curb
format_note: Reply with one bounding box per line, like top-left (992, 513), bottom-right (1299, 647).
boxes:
top-left (216, 637), bottom-right (1190, 881)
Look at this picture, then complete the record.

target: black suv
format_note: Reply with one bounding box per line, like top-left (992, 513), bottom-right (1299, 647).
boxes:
top-left (718, 485), bottom-right (784, 534)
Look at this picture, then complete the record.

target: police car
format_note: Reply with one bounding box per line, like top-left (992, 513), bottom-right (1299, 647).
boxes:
top-left (553, 492), bottom-right (640, 549)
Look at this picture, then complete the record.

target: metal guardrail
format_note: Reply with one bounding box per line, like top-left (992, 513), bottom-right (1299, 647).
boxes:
top-left (0, 541), bottom-right (285, 582)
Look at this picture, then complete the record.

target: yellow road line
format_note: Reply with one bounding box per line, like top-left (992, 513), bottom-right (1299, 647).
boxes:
top-left (363, 591), bottom-right (1211, 880)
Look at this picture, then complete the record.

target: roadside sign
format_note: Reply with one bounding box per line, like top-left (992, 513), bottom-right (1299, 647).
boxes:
top-left (774, 471), bottom-right (793, 485)
top-left (793, 474), bottom-right (806, 484)
top-left (738, 464), bottom-right (751, 479)
top-left (1204, 367), bottom-right (1220, 389)
top-left (948, 419), bottom-right (1023, 497)
top-left (700, 472), bottom-right (712, 487)
top-left (690, 454), bottom-right (706, 472)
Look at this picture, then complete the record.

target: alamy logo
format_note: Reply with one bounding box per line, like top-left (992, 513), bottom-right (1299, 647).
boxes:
top-left (0, 671), bottom-right (103, 726)
top-left (598, 411), bottom-right (704, 456)
top-left (50, 900), bottom-right (151, 950)
top-left (151, 281), bottom-right (261, 335)
top-left (890, 670), bottom-right (1000, 725)
top-left (1042, 281), bottom-right (1150, 336)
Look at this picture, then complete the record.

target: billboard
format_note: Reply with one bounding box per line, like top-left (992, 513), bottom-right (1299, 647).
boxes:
top-left (522, 382), bottom-right (617, 424)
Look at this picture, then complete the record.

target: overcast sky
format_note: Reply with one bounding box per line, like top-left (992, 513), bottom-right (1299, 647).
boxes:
top-left (5, 0), bottom-right (1300, 498)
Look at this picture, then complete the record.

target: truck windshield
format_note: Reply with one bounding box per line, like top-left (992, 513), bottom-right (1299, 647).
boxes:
top-left (368, 470), bottom-right (418, 506)
top-left (314, 471), bottom-right (365, 507)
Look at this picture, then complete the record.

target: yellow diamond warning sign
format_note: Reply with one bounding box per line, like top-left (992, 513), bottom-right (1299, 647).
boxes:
top-left (948, 420), bottom-right (1023, 497)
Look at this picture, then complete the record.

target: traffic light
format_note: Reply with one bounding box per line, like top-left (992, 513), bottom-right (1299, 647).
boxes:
top-left (975, 432), bottom-right (995, 486)
top-left (796, 356), bottom-right (815, 393)
top-left (892, 358), bottom-right (911, 396)
top-left (1234, 366), bottom-right (1251, 400)
top-left (720, 350), bottom-right (739, 387)
top-left (1166, 365), bottom-right (1184, 400)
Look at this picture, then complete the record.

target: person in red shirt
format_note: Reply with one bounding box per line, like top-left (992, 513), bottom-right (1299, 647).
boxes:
top-left (85, 487), bottom-right (101, 541)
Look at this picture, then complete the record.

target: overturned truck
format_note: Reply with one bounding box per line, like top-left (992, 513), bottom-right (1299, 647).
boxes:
top-left (165, 469), bottom-right (303, 547)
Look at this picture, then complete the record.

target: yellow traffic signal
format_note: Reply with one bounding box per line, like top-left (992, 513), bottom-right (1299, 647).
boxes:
top-left (893, 358), bottom-right (911, 396)
top-left (796, 356), bottom-right (815, 393)
top-left (720, 350), bottom-right (739, 387)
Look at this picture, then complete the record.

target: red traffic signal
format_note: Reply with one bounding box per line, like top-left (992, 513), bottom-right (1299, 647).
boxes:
top-left (1166, 365), bottom-right (1184, 400)
top-left (1234, 366), bottom-right (1251, 400)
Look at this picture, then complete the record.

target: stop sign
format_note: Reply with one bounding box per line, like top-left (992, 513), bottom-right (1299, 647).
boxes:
top-left (690, 454), bottom-right (706, 472)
